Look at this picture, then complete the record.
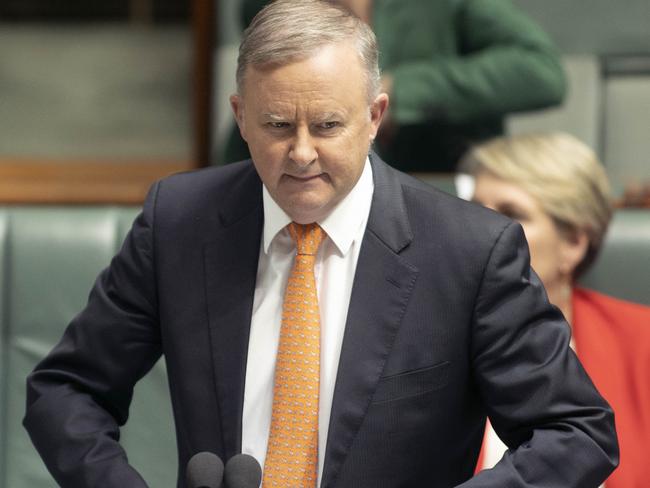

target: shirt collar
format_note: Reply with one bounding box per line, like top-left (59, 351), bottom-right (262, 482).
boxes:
top-left (262, 157), bottom-right (374, 255)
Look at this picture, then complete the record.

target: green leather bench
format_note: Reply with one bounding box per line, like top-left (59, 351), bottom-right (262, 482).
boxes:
top-left (0, 207), bottom-right (175, 488)
top-left (581, 208), bottom-right (650, 306)
top-left (0, 206), bottom-right (648, 488)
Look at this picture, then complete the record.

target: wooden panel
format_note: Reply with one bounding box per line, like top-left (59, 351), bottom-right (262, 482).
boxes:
top-left (0, 159), bottom-right (191, 204)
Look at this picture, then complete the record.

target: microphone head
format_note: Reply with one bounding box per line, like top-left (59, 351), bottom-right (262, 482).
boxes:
top-left (224, 454), bottom-right (262, 488)
top-left (186, 451), bottom-right (224, 488)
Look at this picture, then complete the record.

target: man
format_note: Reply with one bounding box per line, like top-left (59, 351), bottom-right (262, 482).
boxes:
top-left (25, 1), bottom-right (617, 487)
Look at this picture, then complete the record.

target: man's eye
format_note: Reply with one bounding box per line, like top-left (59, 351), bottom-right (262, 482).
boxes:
top-left (268, 122), bottom-right (290, 129)
top-left (319, 121), bottom-right (340, 130)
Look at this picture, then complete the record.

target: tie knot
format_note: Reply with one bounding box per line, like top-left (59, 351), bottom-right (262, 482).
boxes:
top-left (288, 222), bottom-right (324, 256)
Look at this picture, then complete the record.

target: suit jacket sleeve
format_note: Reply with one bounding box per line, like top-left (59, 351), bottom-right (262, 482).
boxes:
top-left (459, 222), bottom-right (618, 487)
top-left (23, 183), bottom-right (162, 487)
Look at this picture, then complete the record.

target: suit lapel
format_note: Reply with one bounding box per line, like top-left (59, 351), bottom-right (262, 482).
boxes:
top-left (321, 155), bottom-right (419, 488)
top-left (203, 164), bottom-right (263, 460)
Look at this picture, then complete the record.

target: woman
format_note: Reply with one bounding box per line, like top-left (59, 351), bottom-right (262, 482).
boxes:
top-left (460, 132), bottom-right (650, 487)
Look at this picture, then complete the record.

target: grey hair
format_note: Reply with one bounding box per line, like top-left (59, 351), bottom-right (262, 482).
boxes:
top-left (235, 0), bottom-right (381, 102)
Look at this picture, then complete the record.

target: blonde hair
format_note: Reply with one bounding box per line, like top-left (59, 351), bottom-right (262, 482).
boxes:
top-left (235, 0), bottom-right (380, 102)
top-left (460, 132), bottom-right (613, 278)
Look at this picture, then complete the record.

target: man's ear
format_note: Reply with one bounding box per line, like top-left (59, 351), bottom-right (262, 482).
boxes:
top-left (369, 93), bottom-right (389, 140)
top-left (230, 94), bottom-right (247, 141)
top-left (560, 229), bottom-right (589, 277)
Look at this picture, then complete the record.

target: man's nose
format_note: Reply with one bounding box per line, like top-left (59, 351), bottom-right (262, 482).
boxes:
top-left (289, 127), bottom-right (317, 167)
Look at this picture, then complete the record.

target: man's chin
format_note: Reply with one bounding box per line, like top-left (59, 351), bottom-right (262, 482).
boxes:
top-left (281, 197), bottom-right (332, 224)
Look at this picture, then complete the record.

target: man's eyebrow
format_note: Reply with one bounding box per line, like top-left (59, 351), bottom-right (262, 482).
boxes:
top-left (261, 111), bottom-right (344, 120)
top-left (263, 113), bottom-right (287, 120)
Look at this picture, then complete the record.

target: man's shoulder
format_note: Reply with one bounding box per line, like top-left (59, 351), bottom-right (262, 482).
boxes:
top-left (382, 162), bottom-right (512, 237)
top-left (373, 158), bottom-right (517, 262)
top-left (156, 159), bottom-right (259, 201)
top-left (158, 159), bottom-right (258, 195)
top-left (145, 160), bottom-right (262, 224)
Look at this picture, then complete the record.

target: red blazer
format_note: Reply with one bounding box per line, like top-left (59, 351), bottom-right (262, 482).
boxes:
top-left (478, 287), bottom-right (650, 487)
top-left (572, 288), bottom-right (650, 488)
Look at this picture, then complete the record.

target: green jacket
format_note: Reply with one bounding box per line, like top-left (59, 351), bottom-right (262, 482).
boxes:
top-left (225, 0), bottom-right (566, 172)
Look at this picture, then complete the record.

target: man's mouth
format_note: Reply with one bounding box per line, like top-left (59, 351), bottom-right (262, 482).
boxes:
top-left (286, 173), bottom-right (322, 182)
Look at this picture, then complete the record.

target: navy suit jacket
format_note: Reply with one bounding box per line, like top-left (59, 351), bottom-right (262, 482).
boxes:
top-left (25, 155), bottom-right (618, 487)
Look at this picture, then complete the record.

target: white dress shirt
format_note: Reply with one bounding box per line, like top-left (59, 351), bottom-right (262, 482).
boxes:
top-left (242, 158), bottom-right (374, 487)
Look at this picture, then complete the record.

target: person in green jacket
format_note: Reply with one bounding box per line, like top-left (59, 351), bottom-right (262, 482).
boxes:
top-left (223, 0), bottom-right (566, 173)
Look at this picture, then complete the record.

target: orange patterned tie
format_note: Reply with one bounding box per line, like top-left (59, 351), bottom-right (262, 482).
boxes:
top-left (263, 222), bottom-right (325, 488)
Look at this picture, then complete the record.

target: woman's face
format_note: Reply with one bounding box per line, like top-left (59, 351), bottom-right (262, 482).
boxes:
top-left (472, 172), bottom-right (575, 299)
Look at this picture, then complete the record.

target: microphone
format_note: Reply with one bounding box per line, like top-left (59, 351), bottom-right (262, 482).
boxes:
top-left (186, 451), bottom-right (225, 488)
top-left (224, 454), bottom-right (262, 488)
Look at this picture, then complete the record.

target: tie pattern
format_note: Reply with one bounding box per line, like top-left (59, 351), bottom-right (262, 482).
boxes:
top-left (263, 223), bottom-right (325, 488)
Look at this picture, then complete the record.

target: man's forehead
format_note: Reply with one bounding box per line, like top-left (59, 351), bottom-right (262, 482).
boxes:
top-left (250, 54), bottom-right (310, 75)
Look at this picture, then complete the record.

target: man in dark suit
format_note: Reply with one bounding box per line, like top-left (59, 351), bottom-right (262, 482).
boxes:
top-left (24, 1), bottom-right (617, 487)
